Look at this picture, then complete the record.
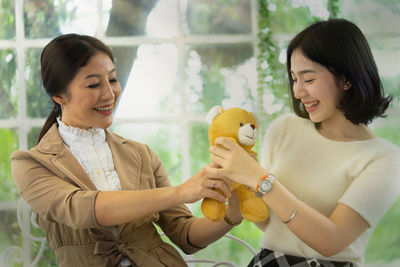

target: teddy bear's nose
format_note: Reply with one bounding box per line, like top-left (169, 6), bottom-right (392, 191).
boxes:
top-left (251, 124), bottom-right (255, 129)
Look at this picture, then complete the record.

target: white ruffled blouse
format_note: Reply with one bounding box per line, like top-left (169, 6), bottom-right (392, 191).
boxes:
top-left (57, 118), bottom-right (121, 191)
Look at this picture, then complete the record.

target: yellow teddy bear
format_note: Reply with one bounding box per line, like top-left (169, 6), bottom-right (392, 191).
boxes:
top-left (201, 106), bottom-right (269, 223)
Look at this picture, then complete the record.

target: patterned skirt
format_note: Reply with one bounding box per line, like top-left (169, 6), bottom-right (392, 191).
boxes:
top-left (248, 248), bottom-right (354, 267)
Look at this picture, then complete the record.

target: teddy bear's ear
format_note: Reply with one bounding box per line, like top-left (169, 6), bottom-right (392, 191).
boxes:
top-left (206, 105), bottom-right (224, 124)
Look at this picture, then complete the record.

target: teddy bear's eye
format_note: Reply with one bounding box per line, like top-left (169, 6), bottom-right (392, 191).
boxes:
top-left (240, 122), bottom-right (244, 127)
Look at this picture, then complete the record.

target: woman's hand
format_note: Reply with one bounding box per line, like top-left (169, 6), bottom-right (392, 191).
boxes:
top-left (225, 190), bottom-right (243, 224)
top-left (208, 137), bottom-right (267, 190)
top-left (175, 163), bottom-right (232, 204)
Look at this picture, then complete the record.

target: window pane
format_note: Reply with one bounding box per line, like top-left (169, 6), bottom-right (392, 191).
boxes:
top-left (340, 1), bottom-right (400, 35)
top-left (0, 0), bottom-right (15, 39)
top-left (112, 123), bottom-right (182, 186)
top-left (183, 0), bottom-right (252, 35)
top-left (369, 37), bottom-right (400, 109)
top-left (266, 0), bottom-right (329, 34)
top-left (114, 44), bottom-right (181, 118)
top-left (26, 48), bottom-right (51, 118)
top-left (189, 122), bottom-right (209, 177)
top-left (0, 210), bottom-right (19, 254)
top-left (184, 43), bottom-right (255, 113)
top-left (0, 49), bottom-right (17, 119)
top-left (105, 0), bottom-right (175, 37)
top-left (365, 197), bottom-right (400, 263)
top-left (24, 0), bottom-right (99, 38)
top-left (193, 220), bottom-right (261, 266)
top-left (110, 46), bottom-right (139, 91)
top-left (0, 128), bottom-right (19, 201)
top-left (28, 127), bottom-right (41, 149)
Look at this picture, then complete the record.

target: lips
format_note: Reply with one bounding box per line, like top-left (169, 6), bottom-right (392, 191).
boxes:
top-left (94, 104), bottom-right (114, 113)
top-left (302, 101), bottom-right (319, 112)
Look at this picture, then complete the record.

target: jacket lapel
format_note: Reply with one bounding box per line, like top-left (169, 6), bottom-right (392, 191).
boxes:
top-left (106, 130), bottom-right (141, 190)
top-left (38, 124), bottom-right (97, 191)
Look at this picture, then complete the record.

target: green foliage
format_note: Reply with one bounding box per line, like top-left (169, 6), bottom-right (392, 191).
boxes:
top-left (189, 122), bottom-right (209, 176)
top-left (23, 0), bottom-right (73, 39)
top-left (366, 197), bottom-right (400, 263)
top-left (0, 129), bottom-right (18, 201)
top-left (327, 0), bottom-right (340, 18)
top-left (25, 48), bottom-right (52, 118)
top-left (0, 0), bottom-right (15, 39)
top-left (383, 75), bottom-right (400, 103)
top-left (0, 49), bottom-right (17, 119)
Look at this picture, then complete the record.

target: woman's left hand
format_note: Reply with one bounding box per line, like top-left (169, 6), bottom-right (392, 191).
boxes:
top-left (225, 190), bottom-right (243, 224)
top-left (208, 137), bottom-right (266, 190)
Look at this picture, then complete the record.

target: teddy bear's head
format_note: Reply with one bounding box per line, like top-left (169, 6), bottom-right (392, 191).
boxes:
top-left (207, 106), bottom-right (257, 151)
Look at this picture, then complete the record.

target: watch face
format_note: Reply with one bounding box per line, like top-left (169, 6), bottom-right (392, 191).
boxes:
top-left (260, 181), bottom-right (271, 192)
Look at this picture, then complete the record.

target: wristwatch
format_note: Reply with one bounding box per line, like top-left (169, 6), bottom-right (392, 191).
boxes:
top-left (255, 173), bottom-right (274, 198)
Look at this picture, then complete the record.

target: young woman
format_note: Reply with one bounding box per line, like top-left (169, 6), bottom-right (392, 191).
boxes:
top-left (208, 19), bottom-right (400, 266)
top-left (11, 34), bottom-right (243, 267)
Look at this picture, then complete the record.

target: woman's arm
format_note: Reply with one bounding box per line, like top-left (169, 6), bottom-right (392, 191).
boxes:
top-left (187, 190), bottom-right (243, 248)
top-left (95, 167), bottom-right (232, 226)
top-left (209, 137), bottom-right (369, 257)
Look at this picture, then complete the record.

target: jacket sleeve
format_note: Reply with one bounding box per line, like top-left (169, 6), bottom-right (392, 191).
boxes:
top-left (11, 150), bottom-right (101, 229)
top-left (145, 146), bottom-right (200, 254)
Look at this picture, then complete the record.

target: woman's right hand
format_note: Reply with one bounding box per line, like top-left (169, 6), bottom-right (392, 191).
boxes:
top-left (175, 163), bottom-right (232, 204)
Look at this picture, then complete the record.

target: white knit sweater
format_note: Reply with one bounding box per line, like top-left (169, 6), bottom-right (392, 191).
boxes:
top-left (260, 114), bottom-right (400, 266)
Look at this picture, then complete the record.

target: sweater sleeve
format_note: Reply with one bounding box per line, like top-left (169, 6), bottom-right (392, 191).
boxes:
top-left (339, 145), bottom-right (400, 228)
top-left (11, 151), bottom-right (101, 229)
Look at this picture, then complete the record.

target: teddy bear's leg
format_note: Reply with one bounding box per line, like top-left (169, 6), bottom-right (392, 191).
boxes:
top-left (201, 189), bottom-right (226, 222)
top-left (235, 184), bottom-right (269, 222)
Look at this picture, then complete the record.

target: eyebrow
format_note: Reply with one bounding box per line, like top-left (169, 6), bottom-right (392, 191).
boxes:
top-left (290, 69), bottom-right (317, 75)
top-left (84, 68), bottom-right (116, 79)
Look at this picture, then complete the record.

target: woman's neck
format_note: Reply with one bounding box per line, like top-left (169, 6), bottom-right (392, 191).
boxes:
top-left (318, 115), bottom-right (376, 142)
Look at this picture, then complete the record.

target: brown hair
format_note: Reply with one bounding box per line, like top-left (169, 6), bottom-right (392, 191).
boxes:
top-left (37, 34), bottom-right (114, 143)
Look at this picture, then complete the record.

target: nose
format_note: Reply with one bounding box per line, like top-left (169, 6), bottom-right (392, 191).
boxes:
top-left (103, 81), bottom-right (115, 100)
top-left (250, 124), bottom-right (255, 129)
top-left (293, 82), bottom-right (307, 99)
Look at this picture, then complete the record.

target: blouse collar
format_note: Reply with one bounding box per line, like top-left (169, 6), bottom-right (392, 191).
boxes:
top-left (57, 117), bottom-right (106, 147)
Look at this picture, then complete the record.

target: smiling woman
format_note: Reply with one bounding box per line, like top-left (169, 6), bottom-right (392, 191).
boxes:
top-left (37, 34), bottom-right (118, 140)
top-left (10, 33), bottom-right (245, 267)
top-left (51, 53), bottom-right (120, 130)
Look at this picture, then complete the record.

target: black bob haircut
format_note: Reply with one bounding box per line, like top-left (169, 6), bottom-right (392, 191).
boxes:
top-left (286, 18), bottom-right (391, 125)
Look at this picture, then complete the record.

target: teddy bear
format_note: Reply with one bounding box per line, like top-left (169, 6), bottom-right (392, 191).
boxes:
top-left (201, 105), bottom-right (269, 223)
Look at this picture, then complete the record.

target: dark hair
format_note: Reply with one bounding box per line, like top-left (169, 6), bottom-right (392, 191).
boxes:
top-left (286, 18), bottom-right (391, 125)
top-left (37, 34), bottom-right (114, 143)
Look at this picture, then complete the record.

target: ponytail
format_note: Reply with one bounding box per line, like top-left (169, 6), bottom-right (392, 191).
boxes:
top-left (37, 103), bottom-right (61, 144)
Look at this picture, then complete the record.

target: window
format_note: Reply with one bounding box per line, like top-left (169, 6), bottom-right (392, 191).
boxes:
top-left (1, 0), bottom-right (399, 266)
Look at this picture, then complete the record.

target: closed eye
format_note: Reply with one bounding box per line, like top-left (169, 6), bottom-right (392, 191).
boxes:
top-left (88, 83), bottom-right (99, 88)
top-left (305, 79), bottom-right (315, 83)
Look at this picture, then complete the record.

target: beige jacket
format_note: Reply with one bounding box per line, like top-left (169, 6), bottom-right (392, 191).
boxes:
top-left (11, 124), bottom-right (199, 267)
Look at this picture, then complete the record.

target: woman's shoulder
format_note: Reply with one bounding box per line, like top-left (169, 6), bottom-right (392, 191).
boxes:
top-left (370, 137), bottom-right (400, 159)
top-left (266, 113), bottom-right (310, 134)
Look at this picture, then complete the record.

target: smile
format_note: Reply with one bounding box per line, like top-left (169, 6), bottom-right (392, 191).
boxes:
top-left (94, 105), bottom-right (113, 112)
top-left (303, 101), bottom-right (319, 108)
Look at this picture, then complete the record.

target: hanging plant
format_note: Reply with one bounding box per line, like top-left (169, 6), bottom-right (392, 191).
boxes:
top-left (327, 0), bottom-right (340, 18)
top-left (256, 0), bottom-right (289, 135)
